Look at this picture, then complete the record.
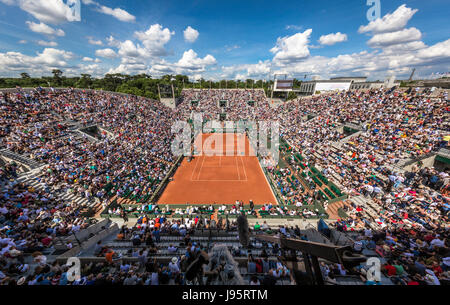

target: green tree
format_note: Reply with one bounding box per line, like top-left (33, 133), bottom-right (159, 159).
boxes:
top-left (76, 74), bottom-right (93, 88)
top-left (21, 72), bottom-right (30, 79)
top-left (52, 69), bottom-right (63, 86)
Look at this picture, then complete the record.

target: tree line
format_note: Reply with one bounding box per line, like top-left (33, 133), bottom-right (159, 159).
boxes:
top-left (0, 69), bottom-right (302, 100)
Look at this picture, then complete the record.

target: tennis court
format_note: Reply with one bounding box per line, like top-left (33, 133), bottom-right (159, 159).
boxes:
top-left (157, 133), bottom-right (277, 205)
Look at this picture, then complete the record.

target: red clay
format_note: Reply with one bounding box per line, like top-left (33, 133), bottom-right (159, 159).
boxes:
top-left (158, 133), bottom-right (277, 205)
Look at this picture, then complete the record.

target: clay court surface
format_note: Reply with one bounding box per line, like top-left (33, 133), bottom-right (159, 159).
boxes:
top-left (158, 133), bottom-right (277, 205)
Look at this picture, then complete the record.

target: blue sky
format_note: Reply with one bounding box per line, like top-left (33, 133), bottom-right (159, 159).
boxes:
top-left (0, 0), bottom-right (449, 80)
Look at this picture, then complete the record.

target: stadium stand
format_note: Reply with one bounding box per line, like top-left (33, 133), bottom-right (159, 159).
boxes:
top-left (0, 86), bottom-right (449, 285)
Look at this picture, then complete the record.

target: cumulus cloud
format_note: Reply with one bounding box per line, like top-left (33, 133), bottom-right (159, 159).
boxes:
top-left (26, 21), bottom-right (65, 36)
top-left (382, 41), bottom-right (427, 55)
top-left (367, 27), bottom-right (422, 48)
top-left (80, 0), bottom-right (136, 22)
top-left (271, 29), bottom-right (312, 64)
top-left (95, 48), bottom-right (117, 58)
top-left (64, 62), bottom-right (106, 78)
top-left (96, 5), bottom-right (135, 22)
top-left (106, 36), bottom-right (121, 47)
top-left (319, 32), bottom-right (348, 46)
top-left (220, 61), bottom-right (272, 79)
top-left (110, 48), bottom-right (217, 76)
top-left (257, 4), bottom-right (448, 81)
top-left (416, 39), bottom-right (450, 61)
top-left (234, 73), bottom-right (247, 81)
top-left (359, 4), bottom-right (418, 34)
top-left (247, 61), bottom-right (271, 77)
top-left (108, 63), bottom-right (148, 75)
top-left (117, 40), bottom-right (147, 58)
top-left (134, 24), bottom-right (175, 57)
top-left (37, 40), bottom-right (58, 47)
top-left (176, 49), bottom-right (216, 71)
top-left (1, 0), bottom-right (80, 24)
top-left (102, 24), bottom-right (177, 75)
top-left (0, 48), bottom-right (75, 76)
top-left (269, 37), bottom-right (450, 81)
top-left (87, 37), bottom-right (103, 46)
top-left (183, 26), bottom-right (199, 43)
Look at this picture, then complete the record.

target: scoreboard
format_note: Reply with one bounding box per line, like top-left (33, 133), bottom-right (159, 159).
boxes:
top-left (274, 79), bottom-right (293, 92)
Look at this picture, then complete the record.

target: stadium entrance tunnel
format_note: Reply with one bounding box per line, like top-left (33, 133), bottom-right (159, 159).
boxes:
top-left (79, 125), bottom-right (104, 141)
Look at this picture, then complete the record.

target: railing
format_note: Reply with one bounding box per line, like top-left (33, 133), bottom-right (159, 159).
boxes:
top-left (261, 166), bottom-right (285, 205)
top-left (279, 137), bottom-right (347, 205)
top-left (328, 194), bottom-right (349, 204)
top-left (0, 149), bottom-right (43, 170)
top-left (343, 123), bottom-right (362, 132)
top-left (149, 155), bottom-right (184, 203)
top-left (438, 148), bottom-right (450, 158)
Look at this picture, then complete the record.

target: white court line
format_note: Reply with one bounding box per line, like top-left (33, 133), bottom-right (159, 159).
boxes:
top-left (235, 156), bottom-right (241, 181)
top-left (240, 156), bottom-right (248, 181)
top-left (190, 155), bottom-right (201, 181)
top-left (196, 155), bottom-right (206, 181)
top-left (194, 179), bottom-right (246, 182)
top-left (202, 165), bottom-right (236, 168)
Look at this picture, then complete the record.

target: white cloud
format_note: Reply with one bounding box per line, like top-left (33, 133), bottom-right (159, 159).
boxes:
top-left (286, 25), bottom-right (303, 31)
top-left (367, 27), bottom-right (422, 48)
top-left (108, 59), bottom-right (148, 74)
top-left (220, 61), bottom-right (272, 79)
top-left (0, 48), bottom-right (75, 76)
top-left (106, 35), bottom-right (120, 47)
top-left (382, 41), bottom-right (426, 55)
top-left (134, 24), bottom-right (175, 57)
top-left (359, 4), bottom-right (418, 34)
top-left (111, 48), bottom-right (217, 76)
top-left (247, 61), bottom-right (271, 77)
top-left (149, 62), bottom-right (175, 74)
top-left (82, 57), bottom-right (94, 62)
top-left (319, 32), bottom-right (348, 46)
top-left (96, 5), bottom-right (135, 22)
top-left (268, 36), bottom-right (450, 81)
top-left (2, 0), bottom-right (80, 24)
top-left (416, 39), bottom-right (450, 61)
top-left (235, 73), bottom-right (246, 81)
top-left (37, 40), bottom-right (58, 47)
top-left (26, 21), bottom-right (65, 36)
top-left (183, 26), bottom-right (199, 43)
top-left (176, 49), bottom-right (216, 71)
top-left (117, 40), bottom-right (147, 58)
top-left (87, 37), bottom-right (103, 46)
top-left (80, 1), bottom-right (135, 22)
top-left (18, 40), bottom-right (27, 44)
top-left (95, 48), bottom-right (117, 58)
top-left (64, 62), bottom-right (105, 78)
top-left (271, 29), bottom-right (312, 64)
